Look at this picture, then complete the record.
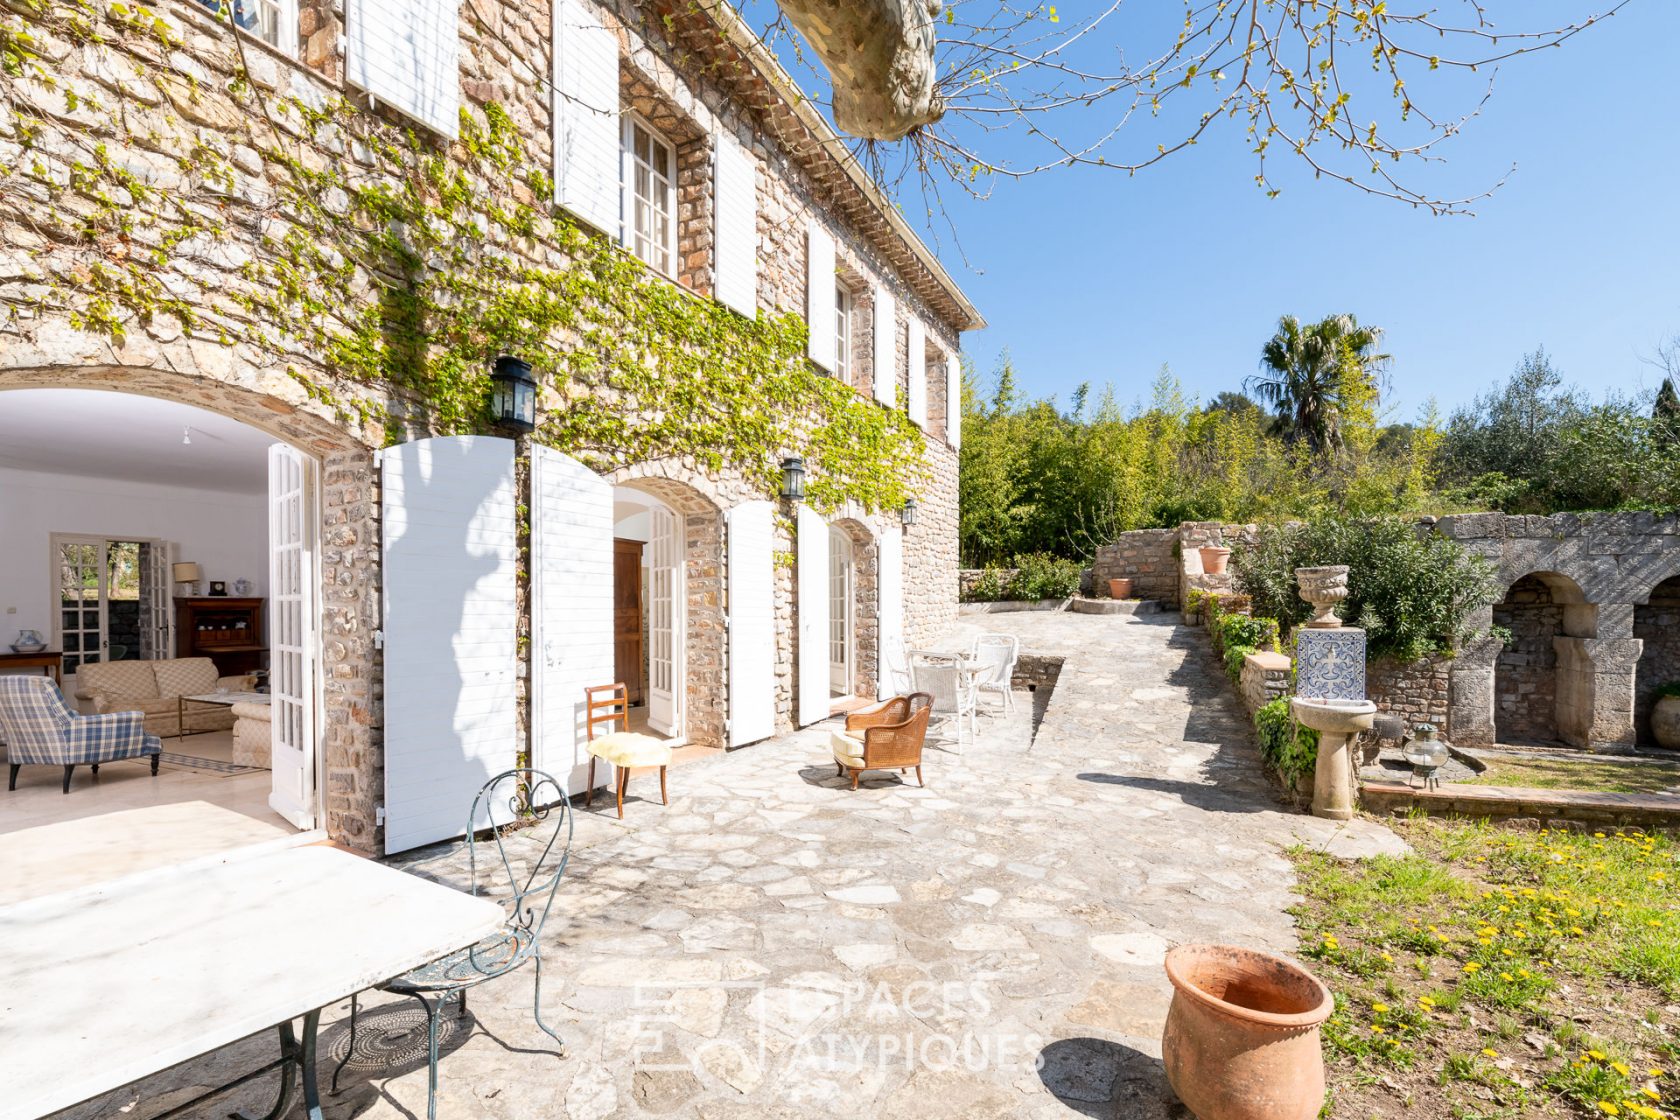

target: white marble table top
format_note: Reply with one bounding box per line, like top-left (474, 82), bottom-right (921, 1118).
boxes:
top-left (0, 845), bottom-right (504, 1120)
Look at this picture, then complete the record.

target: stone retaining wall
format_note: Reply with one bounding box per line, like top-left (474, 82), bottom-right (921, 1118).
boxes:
top-left (1239, 651), bottom-right (1291, 718)
top-left (1366, 654), bottom-right (1452, 733)
top-left (1362, 781), bottom-right (1680, 833)
top-left (1090, 529), bottom-right (1179, 605)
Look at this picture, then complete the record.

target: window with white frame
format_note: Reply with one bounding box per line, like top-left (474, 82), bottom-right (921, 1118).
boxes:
top-left (623, 117), bottom-right (677, 275)
top-left (196, 0), bottom-right (296, 55)
top-left (834, 284), bottom-right (853, 382)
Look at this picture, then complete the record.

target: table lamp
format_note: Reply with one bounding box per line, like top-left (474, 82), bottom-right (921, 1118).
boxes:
top-left (173, 562), bottom-right (203, 597)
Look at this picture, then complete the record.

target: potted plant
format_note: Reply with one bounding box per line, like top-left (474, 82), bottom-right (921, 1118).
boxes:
top-left (1654, 683), bottom-right (1680, 750)
top-left (1199, 545), bottom-right (1232, 575)
top-left (1107, 577), bottom-right (1134, 600)
top-left (1162, 944), bottom-right (1334, 1120)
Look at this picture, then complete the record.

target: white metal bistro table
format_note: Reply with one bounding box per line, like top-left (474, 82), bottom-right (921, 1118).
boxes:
top-left (0, 844), bottom-right (504, 1120)
top-left (176, 689), bottom-right (271, 740)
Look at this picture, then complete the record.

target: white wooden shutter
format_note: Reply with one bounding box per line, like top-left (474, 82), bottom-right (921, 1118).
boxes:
top-left (530, 447), bottom-right (614, 800)
top-left (345, 0), bottom-right (459, 138)
top-left (806, 222), bottom-right (836, 370)
top-left (796, 505), bottom-right (830, 727)
top-left (553, 0), bottom-right (621, 235)
top-left (267, 444), bottom-right (317, 832)
top-left (947, 353), bottom-right (962, 447)
top-left (726, 499), bottom-right (776, 746)
top-left (876, 525), bottom-right (905, 699)
top-left (873, 285), bottom-right (897, 406)
top-left (907, 317), bottom-right (927, 428)
top-left (381, 436), bottom-right (519, 854)
top-left (713, 131), bottom-right (758, 317)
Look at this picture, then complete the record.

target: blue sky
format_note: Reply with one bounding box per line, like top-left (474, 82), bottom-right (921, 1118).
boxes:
top-left (851, 3), bottom-right (1680, 420)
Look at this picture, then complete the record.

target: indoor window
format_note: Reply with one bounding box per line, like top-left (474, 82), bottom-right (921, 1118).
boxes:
top-left (623, 118), bottom-right (676, 276)
top-left (195, 0), bottom-right (295, 55)
top-left (834, 285), bottom-right (853, 382)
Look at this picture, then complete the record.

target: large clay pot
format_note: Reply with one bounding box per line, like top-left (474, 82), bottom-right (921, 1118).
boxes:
top-left (1108, 577), bottom-right (1134, 599)
top-left (1162, 944), bottom-right (1333, 1120)
top-left (1199, 546), bottom-right (1232, 575)
top-left (1654, 695), bottom-right (1680, 750)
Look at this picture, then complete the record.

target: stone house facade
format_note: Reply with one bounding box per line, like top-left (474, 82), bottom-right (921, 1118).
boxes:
top-left (0, 0), bottom-right (981, 852)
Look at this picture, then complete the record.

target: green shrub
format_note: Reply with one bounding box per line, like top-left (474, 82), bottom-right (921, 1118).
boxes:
top-left (1233, 516), bottom-right (1499, 662)
top-left (962, 568), bottom-right (1004, 603)
top-left (1216, 614), bottom-right (1281, 682)
top-left (1003, 552), bottom-right (1081, 600)
top-left (1255, 696), bottom-right (1319, 787)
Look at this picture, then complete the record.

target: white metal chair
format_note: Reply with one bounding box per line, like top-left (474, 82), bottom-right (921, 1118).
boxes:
top-left (909, 657), bottom-right (977, 751)
top-left (970, 633), bottom-right (1019, 712)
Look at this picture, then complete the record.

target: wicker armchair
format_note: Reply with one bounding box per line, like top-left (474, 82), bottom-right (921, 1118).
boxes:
top-left (830, 692), bottom-right (932, 790)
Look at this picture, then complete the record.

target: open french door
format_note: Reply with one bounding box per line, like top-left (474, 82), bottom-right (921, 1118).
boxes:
top-left (267, 443), bottom-right (318, 831)
top-left (645, 505), bottom-right (683, 736)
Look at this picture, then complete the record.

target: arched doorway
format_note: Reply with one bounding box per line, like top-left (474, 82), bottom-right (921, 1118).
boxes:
top-left (1492, 570), bottom-right (1595, 746)
top-left (1635, 573), bottom-right (1680, 746)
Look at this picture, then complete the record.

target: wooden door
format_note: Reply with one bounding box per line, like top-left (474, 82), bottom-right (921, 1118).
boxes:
top-left (614, 539), bottom-right (645, 705)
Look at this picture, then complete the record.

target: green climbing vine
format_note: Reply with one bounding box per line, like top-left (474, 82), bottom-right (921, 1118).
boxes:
top-left (0, 0), bottom-right (927, 512)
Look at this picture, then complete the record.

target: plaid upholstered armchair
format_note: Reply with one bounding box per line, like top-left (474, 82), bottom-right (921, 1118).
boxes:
top-left (0, 676), bottom-right (163, 794)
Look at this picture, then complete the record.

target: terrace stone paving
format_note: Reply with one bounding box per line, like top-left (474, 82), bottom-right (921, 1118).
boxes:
top-left (58, 612), bottom-right (1403, 1120)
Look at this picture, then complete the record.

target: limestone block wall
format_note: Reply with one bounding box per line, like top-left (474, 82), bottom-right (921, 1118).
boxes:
top-left (903, 443), bottom-right (960, 649)
top-left (1635, 577), bottom-right (1680, 747)
top-left (1366, 655), bottom-right (1452, 734)
top-left (1492, 575), bottom-right (1563, 743)
top-left (1091, 529), bottom-right (1179, 605)
top-left (1240, 652), bottom-right (1291, 718)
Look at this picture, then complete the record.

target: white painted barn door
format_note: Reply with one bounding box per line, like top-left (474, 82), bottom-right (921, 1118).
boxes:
top-left (530, 447), bottom-right (615, 799)
top-left (646, 505), bottom-right (683, 736)
top-left (267, 444), bottom-right (317, 831)
top-left (381, 436), bottom-right (519, 854)
top-left (876, 525), bottom-right (906, 699)
top-left (796, 505), bottom-right (830, 726)
top-left (727, 500), bottom-right (776, 746)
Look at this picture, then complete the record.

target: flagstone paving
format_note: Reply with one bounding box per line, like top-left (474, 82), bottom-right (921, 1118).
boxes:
top-left (57, 611), bottom-right (1403, 1120)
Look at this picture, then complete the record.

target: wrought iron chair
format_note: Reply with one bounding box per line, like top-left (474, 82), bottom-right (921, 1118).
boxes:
top-left (831, 692), bottom-right (933, 788)
top-left (0, 675), bottom-right (161, 793)
top-left (970, 633), bottom-right (1020, 712)
top-left (331, 769), bottom-right (573, 1117)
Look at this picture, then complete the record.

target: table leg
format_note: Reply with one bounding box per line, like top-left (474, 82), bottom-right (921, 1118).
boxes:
top-left (229, 1021), bottom-right (298, 1120)
top-left (300, 1008), bottom-right (323, 1119)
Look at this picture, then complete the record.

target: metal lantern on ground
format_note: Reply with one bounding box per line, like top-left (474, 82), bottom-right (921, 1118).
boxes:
top-left (779, 457), bottom-right (806, 501)
top-left (1401, 722), bottom-right (1451, 790)
top-left (490, 355), bottom-right (537, 434)
top-left (901, 498), bottom-right (918, 527)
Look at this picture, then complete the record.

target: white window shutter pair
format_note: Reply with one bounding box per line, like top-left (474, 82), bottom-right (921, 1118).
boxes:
top-left (345, 0), bottom-right (459, 138)
top-left (806, 223), bottom-right (837, 370)
top-left (947, 353), bottom-right (962, 447)
top-left (906, 318), bottom-right (927, 428)
top-left (713, 132), bottom-right (758, 316)
top-left (872, 285), bottom-right (897, 406)
top-left (553, 0), bottom-right (621, 236)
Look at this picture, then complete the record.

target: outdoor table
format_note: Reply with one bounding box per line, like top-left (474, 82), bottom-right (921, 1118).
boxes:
top-left (0, 844), bottom-right (503, 1120)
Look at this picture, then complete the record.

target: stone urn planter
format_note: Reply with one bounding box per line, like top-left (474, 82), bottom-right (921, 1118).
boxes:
top-left (1199, 546), bottom-right (1232, 575)
top-left (1107, 577), bottom-right (1134, 599)
top-left (1653, 692), bottom-right (1680, 750)
top-left (1162, 944), bottom-right (1334, 1120)
top-left (1296, 565), bottom-right (1350, 628)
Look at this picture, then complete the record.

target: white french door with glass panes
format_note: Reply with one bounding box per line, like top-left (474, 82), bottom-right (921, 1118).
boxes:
top-left (50, 535), bottom-right (160, 675)
top-left (622, 116), bottom-right (676, 275)
top-left (829, 529), bottom-right (851, 694)
top-left (645, 505), bottom-right (684, 736)
top-left (268, 443), bottom-right (319, 830)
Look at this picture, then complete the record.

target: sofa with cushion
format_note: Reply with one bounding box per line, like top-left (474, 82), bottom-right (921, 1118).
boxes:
top-left (76, 658), bottom-right (256, 738)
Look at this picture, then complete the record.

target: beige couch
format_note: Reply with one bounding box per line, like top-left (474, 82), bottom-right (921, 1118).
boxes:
top-left (76, 658), bottom-right (256, 738)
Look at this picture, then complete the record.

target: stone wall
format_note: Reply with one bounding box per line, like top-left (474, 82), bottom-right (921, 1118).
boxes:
top-left (1091, 529), bottom-right (1179, 605)
top-left (903, 444), bottom-right (960, 649)
top-left (1492, 574), bottom-right (1563, 744)
top-left (1239, 651), bottom-right (1291, 718)
top-left (1635, 575), bottom-right (1680, 747)
top-left (1176, 522), bottom-right (1259, 608)
top-left (1367, 654), bottom-right (1452, 733)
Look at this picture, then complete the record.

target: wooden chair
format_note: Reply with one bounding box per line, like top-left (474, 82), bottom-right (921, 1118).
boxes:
top-left (583, 683), bottom-right (672, 819)
top-left (830, 692), bottom-right (933, 789)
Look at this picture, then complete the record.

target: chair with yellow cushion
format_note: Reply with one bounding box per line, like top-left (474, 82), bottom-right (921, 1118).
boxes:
top-left (830, 692), bottom-right (932, 790)
top-left (583, 683), bottom-right (672, 819)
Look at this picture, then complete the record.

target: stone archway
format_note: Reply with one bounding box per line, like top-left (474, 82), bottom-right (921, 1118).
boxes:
top-left (607, 461), bottom-right (737, 749)
top-left (0, 364), bottom-right (384, 849)
top-left (1635, 573), bottom-right (1680, 746)
top-left (1492, 571), bottom-right (1594, 746)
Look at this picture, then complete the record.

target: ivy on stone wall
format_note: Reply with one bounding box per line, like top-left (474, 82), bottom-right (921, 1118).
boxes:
top-left (0, 0), bottom-right (926, 512)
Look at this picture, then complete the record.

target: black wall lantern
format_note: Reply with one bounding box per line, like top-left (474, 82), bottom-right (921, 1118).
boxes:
top-left (901, 497), bottom-right (919, 527)
top-left (779, 457), bottom-right (806, 501)
top-left (490, 355), bottom-right (538, 434)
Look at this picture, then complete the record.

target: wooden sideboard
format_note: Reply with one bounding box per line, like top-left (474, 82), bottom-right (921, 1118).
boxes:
top-left (174, 597), bottom-right (266, 677)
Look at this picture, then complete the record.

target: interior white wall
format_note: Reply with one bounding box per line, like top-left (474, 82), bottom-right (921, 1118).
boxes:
top-left (0, 467), bottom-right (267, 649)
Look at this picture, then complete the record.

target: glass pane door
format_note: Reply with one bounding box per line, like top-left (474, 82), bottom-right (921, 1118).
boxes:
top-left (57, 540), bottom-right (105, 674)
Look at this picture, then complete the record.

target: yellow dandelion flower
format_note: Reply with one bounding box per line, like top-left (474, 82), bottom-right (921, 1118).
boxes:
top-left (1499, 972), bottom-right (1515, 982)
top-left (1462, 962), bottom-right (1482, 972)
top-left (1381, 952), bottom-right (1394, 963)
top-left (1482, 1048), bottom-right (1499, 1058)
top-left (1650, 1069), bottom-right (1666, 1078)
top-left (1418, 996), bottom-right (1435, 1009)
top-left (1644, 1087), bottom-right (1663, 1101)
top-left (1501, 948), bottom-right (1515, 957)
top-left (1599, 1103), bottom-right (1620, 1116)
top-left (1614, 1062), bottom-right (1632, 1076)
top-left (1572, 927), bottom-right (1587, 936)
top-left (1370, 1025), bottom-right (1385, 1035)
top-left (1589, 1050), bottom-right (1608, 1062)
top-left (1372, 1002), bottom-right (1390, 1014)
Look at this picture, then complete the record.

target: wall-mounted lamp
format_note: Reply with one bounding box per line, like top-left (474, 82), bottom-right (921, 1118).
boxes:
top-left (490, 355), bottom-right (538, 434)
top-left (779, 457), bottom-right (806, 502)
top-left (901, 498), bottom-right (919, 528)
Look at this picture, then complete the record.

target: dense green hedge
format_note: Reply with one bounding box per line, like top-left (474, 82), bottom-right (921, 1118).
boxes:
top-left (961, 553), bottom-right (1082, 602)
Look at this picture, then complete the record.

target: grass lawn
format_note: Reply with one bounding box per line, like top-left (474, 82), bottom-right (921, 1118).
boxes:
top-left (1291, 818), bottom-right (1678, 1119)
top-left (1456, 758), bottom-right (1680, 797)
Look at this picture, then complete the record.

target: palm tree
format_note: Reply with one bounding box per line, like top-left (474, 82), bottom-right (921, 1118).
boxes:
top-left (1248, 314), bottom-right (1390, 454)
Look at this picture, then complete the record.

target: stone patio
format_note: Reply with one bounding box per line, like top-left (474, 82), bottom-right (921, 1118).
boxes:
top-left (53, 612), bottom-right (1401, 1119)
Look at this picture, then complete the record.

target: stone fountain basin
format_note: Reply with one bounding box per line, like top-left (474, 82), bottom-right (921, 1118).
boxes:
top-left (1290, 697), bottom-right (1377, 735)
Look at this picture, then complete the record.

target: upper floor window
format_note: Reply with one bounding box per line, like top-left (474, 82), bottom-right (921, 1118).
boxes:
top-left (196, 0), bottom-right (296, 55)
top-left (834, 285), bottom-right (853, 383)
top-left (623, 116), bottom-right (676, 276)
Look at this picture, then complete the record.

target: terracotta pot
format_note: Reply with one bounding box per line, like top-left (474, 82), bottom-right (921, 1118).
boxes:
top-left (1108, 578), bottom-right (1134, 600)
top-left (1654, 695), bottom-right (1680, 750)
top-left (1199, 546), bottom-right (1233, 575)
top-left (1162, 944), bottom-right (1333, 1120)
